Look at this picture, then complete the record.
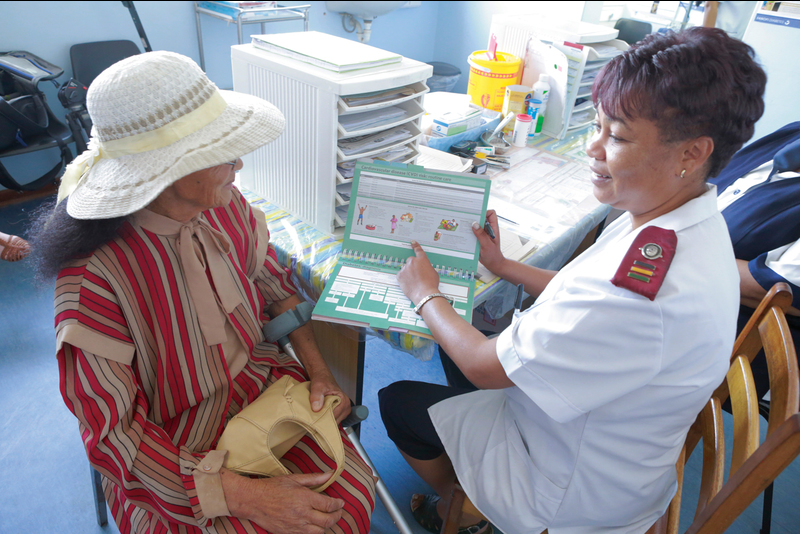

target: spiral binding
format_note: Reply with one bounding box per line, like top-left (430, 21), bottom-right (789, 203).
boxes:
top-left (341, 249), bottom-right (475, 280)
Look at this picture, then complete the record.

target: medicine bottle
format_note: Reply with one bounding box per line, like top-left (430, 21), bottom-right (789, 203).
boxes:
top-left (530, 74), bottom-right (551, 135)
top-left (511, 113), bottom-right (532, 147)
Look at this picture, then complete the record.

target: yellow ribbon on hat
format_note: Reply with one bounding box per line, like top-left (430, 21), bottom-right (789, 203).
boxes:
top-left (57, 91), bottom-right (228, 204)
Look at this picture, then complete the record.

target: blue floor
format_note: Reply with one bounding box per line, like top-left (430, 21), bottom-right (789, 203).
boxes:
top-left (1, 197), bottom-right (798, 534)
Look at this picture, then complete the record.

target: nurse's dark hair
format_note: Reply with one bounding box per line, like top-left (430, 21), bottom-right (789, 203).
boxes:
top-left (592, 27), bottom-right (766, 178)
top-left (26, 198), bottom-right (128, 283)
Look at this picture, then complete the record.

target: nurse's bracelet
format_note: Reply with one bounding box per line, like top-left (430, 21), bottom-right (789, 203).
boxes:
top-left (414, 293), bottom-right (454, 315)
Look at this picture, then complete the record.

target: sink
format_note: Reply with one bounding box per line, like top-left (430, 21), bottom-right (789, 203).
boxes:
top-left (325, 1), bottom-right (407, 20)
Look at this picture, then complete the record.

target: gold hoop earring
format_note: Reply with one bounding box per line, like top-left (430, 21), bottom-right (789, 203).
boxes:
top-left (680, 169), bottom-right (686, 178)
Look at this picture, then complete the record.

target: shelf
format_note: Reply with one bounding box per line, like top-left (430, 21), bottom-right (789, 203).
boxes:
top-left (336, 169), bottom-right (352, 185)
top-left (335, 180), bottom-right (353, 207)
top-left (195, 2), bottom-right (310, 24)
top-left (337, 81), bottom-right (429, 114)
top-left (337, 99), bottom-right (425, 139)
top-left (336, 123), bottom-right (422, 163)
top-left (194, 2), bottom-right (309, 72)
top-left (334, 208), bottom-right (347, 228)
top-left (573, 100), bottom-right (594, 113)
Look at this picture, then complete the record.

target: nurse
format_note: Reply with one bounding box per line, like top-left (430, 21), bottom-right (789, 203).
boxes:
top-left (379, 28), bottom-right (766, 534)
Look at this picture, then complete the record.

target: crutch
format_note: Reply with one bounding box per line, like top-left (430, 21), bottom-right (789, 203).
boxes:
top-left (263, 302), bottom-right (414, 534)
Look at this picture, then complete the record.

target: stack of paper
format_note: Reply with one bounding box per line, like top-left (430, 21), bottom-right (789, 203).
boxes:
top-left (337, 145), bottom-right (415, 178)
top-left (417, 146), bottom-right (472, 173)
top-left (342, 86), bottom-right (415, 107)
top-left (251, 31), bottom-right (402, 73)
top-left (339, 106), bottom-right (409, 133)
top-left (338, 126), bottom-right (413, 156)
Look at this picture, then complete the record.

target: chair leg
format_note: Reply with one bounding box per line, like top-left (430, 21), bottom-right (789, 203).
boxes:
top-left (441, 484), bottom-right (467, 534)
top-left (344, 426), bottom-right (414, 534)
top-left (759, 482), bottom-right (773, 534)
top-left (758, 400), bottom-right (772, 534)
top-left (91, 466), bottom-right (108, 526)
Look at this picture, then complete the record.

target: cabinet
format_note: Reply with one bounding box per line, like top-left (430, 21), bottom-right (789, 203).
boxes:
top-left (231, 43), bottom-right (432, 236)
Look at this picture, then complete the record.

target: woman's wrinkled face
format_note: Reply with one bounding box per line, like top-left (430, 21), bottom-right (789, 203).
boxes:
top-left (170, 158), bottom-right (243, 212)
top-left (586, 107), bottom-right (691, 225)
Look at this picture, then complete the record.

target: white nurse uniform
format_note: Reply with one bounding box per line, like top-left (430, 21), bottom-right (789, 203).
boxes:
top-left (429, 185), bottom-right (738, 534)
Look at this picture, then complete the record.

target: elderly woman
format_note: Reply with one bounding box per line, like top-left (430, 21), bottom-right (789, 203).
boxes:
top-left (379, 28), bottom-right (766, 534)
top-left (30, 52), bottom-right (375, 534)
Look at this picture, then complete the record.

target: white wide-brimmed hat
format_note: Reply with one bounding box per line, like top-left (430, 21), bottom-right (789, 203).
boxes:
top-left (59, 51), bottom-right (285, 219)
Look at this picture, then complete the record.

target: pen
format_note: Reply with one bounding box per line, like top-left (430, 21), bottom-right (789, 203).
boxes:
top-left (484, 221), bottom-right (495, 240)
top-left (514, 283), bottom-right (524, 311)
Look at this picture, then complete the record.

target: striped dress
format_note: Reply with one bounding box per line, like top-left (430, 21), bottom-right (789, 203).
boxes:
top-left (54, 189), bottom-right (375, 533)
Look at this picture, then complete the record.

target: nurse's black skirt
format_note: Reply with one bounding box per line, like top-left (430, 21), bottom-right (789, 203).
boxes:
top-left (379, 347), bottom-right (478, 460)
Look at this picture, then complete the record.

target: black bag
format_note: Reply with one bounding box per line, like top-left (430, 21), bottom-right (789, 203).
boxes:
top-left (0, 51), bottom-right (72, 191)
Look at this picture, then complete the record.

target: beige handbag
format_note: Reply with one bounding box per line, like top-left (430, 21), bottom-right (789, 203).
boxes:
top-left (216, 375), bottom-right (345, 492)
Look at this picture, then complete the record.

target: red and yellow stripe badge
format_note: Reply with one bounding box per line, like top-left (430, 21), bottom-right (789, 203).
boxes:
top-left (610, 226), bottom-right (677, 301)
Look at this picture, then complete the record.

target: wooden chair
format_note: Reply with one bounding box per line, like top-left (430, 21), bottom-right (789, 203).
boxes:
top-left (647, 282), bottom-right (800, 534)
top-left (443, 284), bottom-right (800, 534)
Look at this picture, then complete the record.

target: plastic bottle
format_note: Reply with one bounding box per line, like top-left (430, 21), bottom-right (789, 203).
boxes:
top-left (526, 98), bottom-right (543, 139)
top-left (530, 74), bottom-right (551, 136)
top-left (511, 113), bottom-right (532, 147)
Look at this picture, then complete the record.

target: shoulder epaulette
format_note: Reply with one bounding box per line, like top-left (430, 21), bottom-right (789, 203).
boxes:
top-left (610, 226), bottom-right (677, 301)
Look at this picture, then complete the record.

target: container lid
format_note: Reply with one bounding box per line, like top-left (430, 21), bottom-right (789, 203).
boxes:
top-left (538, 74), bottom-right (551, 84)
top-left (427, 61), bottom-right (461, 76)
top-left (516, 113), bottom-right (532, 121)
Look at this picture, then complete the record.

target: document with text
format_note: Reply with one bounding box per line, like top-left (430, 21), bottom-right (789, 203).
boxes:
top-left (312, 160), bottom-right (491, 338)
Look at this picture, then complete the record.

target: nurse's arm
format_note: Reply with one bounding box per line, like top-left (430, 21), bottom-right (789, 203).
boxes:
top-left (398, 241), bottom-right (514, 389)
top-left (474, 210), bottom-right (557, 298)
top-left (738, 258), bottom-right (800, 315)
top-left (738, 258), bottom-right (768, 309)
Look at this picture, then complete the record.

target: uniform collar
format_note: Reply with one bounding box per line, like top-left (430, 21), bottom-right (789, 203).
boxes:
top-left (604, 184), bottom-right (721, 241)
top-left (643, 183), bottom-right (721, 234)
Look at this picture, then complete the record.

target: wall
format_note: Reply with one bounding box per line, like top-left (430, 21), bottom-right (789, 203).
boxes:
top-left (0, 0), bottom-right (439, 189)
top-left (432, 1), bottom-right (588, 95)
top-left (1, 1), bottom-right (605, 190)
top-left (741, 9), bottom-right (800, 144)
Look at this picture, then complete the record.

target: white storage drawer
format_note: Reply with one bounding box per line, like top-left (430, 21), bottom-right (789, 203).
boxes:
top-left (232, 44), bottom-right (432, 235)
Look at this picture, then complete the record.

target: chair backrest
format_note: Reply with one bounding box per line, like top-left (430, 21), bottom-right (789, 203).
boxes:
top-left (648, 283), bottom-right (800, 534)
top-left (69, 40), bottom-right (141, 87)
top-left (613, 18), bottom-right (653, 45)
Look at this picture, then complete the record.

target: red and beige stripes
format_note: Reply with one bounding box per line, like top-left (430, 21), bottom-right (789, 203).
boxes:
top-left (54, 189), bottom-right (375, 533)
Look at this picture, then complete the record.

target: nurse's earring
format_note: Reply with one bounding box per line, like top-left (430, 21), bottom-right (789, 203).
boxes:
top-left (680, 169), bottom-right (686, 179)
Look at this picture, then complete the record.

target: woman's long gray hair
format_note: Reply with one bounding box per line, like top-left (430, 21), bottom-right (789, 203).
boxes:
top-left (27, 198), bottom-right (128, 283)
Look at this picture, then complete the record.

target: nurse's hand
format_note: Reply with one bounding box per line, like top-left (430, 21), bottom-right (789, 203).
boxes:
top-left (472, 210), bottom-right (506, 275)
top-left (398, 241), bottom-right (440, 306)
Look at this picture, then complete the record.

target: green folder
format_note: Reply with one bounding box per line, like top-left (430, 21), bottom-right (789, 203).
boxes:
top-left (312, 160), bottom-right (491, 339)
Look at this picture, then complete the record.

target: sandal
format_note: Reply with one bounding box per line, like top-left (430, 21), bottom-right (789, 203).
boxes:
top-left (0, 233), bottom-right (30, 262)
top-left (410, 493), bottom-right (492, 534)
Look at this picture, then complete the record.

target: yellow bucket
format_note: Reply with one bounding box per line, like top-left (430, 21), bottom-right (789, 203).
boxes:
top-left (467, 51), bottom-right (523, 112)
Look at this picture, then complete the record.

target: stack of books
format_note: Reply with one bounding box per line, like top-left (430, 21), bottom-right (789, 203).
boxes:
top-left (251, 31), bottom-right (402, 73)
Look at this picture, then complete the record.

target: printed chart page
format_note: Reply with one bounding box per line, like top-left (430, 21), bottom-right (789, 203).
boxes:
top-left (313, 161), bottom-right (491, 338)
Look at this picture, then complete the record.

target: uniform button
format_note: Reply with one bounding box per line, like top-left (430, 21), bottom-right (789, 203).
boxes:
top-left (203, 465), bottom-right (212, 471)
top-left (733, 189), bottom-right (740, 194)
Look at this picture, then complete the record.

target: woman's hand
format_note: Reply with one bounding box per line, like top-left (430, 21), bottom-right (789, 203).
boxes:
top-left (308, 367), bottom-right (351, 424)
top-left (223, 469), bottom-right (344, 534)
top-left (397, 241), bottom-right (441, 306)
top-left (472, 210), bottom-right (507, 276)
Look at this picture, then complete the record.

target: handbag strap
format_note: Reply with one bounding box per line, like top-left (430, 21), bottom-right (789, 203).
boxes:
top-left (0, 94), bottom-right (48, 134)
top-left (0, 139), bottom-right (71, 191)
top-left (267, 378), bottom-right (345, 492)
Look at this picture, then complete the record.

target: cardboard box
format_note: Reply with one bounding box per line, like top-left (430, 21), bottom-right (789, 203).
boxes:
top-left (501, 85), bottom-right (531, 134)
top-left (431, 105), bottom-right (483, 137)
